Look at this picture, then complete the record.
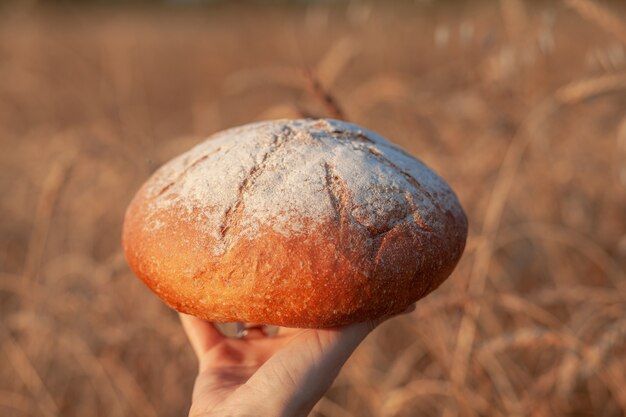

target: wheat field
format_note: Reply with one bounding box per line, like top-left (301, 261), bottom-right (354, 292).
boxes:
top-left (1, 1), bottom-right (626, 416)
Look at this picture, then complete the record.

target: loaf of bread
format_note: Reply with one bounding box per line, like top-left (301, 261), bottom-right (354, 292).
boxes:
top-left (123, 119), bottom-right (467, 328)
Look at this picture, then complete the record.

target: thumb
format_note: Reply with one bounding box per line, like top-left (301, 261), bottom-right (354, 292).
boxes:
top-left (246, 322), bottom-right (372, 416)
top-left (245, 304), bottom-right (415, 416)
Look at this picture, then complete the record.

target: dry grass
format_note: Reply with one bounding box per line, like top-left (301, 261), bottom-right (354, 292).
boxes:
top-left (1, 1), bottom-right (626, 416)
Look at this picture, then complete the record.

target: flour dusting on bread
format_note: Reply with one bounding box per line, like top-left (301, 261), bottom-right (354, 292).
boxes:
top-left (143, 119), bottom-right (461, 255)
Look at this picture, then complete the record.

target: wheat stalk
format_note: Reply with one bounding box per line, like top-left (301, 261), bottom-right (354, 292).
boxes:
top-left (302, 68), bottom-right (346, 120)
top-left (555, 72), bottom-right (626, 104)
top-left (478, 327), bottom-right (583, 357)
top-left (1, 324), bottom-right (59, 417)
top-left (22, 148), bottom-right (77, 293)
top-left (565, 0), bottom-right (626, 46)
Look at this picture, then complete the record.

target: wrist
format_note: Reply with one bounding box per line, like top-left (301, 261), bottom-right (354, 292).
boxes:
top-left (189, 404), bottom-right (288, 417)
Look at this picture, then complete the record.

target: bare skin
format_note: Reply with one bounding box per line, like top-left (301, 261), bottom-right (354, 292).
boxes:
top-left (180, 304), bottom-right (415, 417)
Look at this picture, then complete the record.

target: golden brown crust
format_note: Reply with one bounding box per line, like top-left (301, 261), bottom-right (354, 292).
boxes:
top-left (122, 119), bottom-right (468, 328)
top-left (123, 184), bottom-right (467, 329)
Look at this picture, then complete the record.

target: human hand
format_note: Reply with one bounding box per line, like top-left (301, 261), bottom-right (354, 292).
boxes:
top-left (180, 305), bottom-right (415, 417)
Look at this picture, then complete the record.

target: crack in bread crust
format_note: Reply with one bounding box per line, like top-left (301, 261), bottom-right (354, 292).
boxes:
top-left (405, 191), bottom-right (433, 232)
top-left (326, 125), bottom-right (444, 232)
top-left (365, 145), bottom-right (446, 216)
top-left (219, 126), bottom-right (294, 246)
top-left (330, 127), bottom-right (376, 144)
top-left (328, 123), bottom-right (416, 162)
top-left (154, 147), bottom-right (222, 198)
top-left (323, 161), bottom-right (352, 247)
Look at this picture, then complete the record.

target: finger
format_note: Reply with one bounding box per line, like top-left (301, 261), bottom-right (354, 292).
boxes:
top-left (245, 305), bottom-right (417, 414)
top-left (179, 313), bottom-right (224, 360)
top-left (400, 303), bottom-right (417, 315)
top-left (245, 320), bottom-right (379, 416)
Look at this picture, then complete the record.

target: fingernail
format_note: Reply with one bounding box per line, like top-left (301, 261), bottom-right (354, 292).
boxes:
top-left (402, 303), bottom-right (417, 314)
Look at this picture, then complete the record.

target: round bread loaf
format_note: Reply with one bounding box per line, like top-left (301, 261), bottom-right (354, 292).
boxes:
top-left (123, 119), bottom-right (467, 328)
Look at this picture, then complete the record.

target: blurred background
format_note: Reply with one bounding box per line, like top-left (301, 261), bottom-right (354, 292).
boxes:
top-left (1, 0), bottom-right (626, 416)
